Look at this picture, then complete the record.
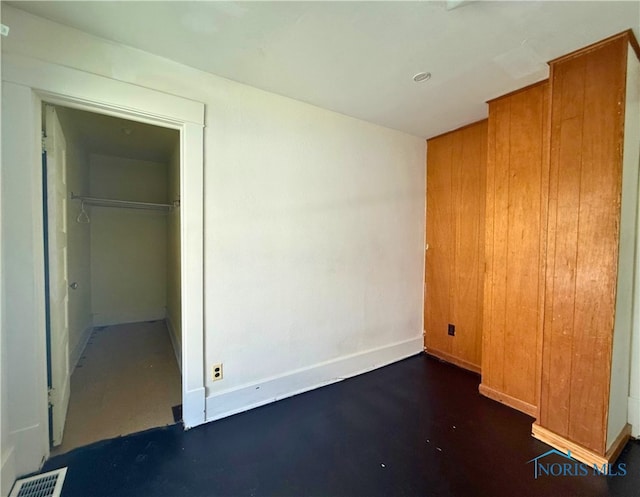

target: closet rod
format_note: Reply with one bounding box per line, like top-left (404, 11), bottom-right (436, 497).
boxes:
top-left (70, 193), bottom-right (175, 211)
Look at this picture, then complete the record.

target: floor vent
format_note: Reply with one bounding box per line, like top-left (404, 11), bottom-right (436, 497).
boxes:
top-left (9, 468), bottom-right (68, 497)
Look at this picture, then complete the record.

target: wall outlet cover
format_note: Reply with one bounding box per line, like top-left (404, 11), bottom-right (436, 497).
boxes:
top-left (212, 363), bottom-right (223, 381)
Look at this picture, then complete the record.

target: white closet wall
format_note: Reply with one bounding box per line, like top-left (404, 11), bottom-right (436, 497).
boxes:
top-left (89, 154), bottom-right (168, 326)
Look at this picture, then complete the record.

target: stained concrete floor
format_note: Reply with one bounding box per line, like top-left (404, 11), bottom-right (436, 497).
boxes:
top-left (44, 354), bottom-right (640, 496)
top-left (52, 321), bottom-right (181, 455)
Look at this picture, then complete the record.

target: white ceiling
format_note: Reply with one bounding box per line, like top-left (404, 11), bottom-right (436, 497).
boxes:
top-left (10, 1), bottom-right (640, 138)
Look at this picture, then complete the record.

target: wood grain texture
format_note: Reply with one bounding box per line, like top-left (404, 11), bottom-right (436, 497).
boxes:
top-left (425, 132), bottom-right (454, 358)
top-left (531, 423), bottom-right (630, 468)
top-left (539, 34), bottom-right (628, 455)
top-left (481, 82), bottom-right (549, 414)
top-left (425, 349), bottom-right (481, 375)
top-left (548, 29), bottom-right (638, 66)
top-left (425, 120), bottom-right (486, 371)
top-left (479, 384), bottom-right (536, 417)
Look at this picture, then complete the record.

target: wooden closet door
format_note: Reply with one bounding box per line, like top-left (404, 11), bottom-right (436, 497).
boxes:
top-left (480, 81), bottom-right (549, 416)
top-left (425, 121), bottom-right (486, 372)
top-left (425, 132), bottom-right (454, 360)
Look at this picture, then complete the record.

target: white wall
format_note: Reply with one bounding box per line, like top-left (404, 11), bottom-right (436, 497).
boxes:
top-left (56, 110), bottom-right (93, 369)
top-left (1, 82), bottom-right (49, 489)
top-left (203, 101), bottom-right (424, 418)
top-left (0, 17), bottom-right (12, 494)
top-left (610, 45), bottom-right (640, 445)
top-left (89, 154), bottom-right (168, 326)
top-left (0, 10), bottom-right (9, 493)
top-left (0, 4), bottom-right (425, 480)
top-left (631, 10), bottom-right (640, 440)
top-left (166, 144), bottom-right (181, 368)
top-left (629, 54), bottom-right (640, 440)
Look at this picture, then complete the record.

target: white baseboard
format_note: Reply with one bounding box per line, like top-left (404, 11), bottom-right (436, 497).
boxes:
top-left (205, 335), bottom-right (423, 422)
top-left (165, 315), bottom-right (182, 373)
top-left (92, 308), bottom-right (166, 327)
top-left (628, 395), bottom-right (640, 437)
top-left (69, 324), bottom-right (93, 372)
top-left (1, 446), bottom-right (16, 497)
top-left (183, 387), bottom-right (206, 429)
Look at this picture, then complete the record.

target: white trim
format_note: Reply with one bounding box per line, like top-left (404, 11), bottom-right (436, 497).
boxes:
top-left (629, 395), bottom-right (640, 437)
top-left (2, 53), bottom-right (206, 475)
top-left (69, 325), bottom-right (93, 372)
top-left (2, 53), bottom-right (204, 126)
top-left (205, 336), bottom-right (423, 422)
top-left (179, 122), bottom-right (205, 429)
top-left (165, 314), bottom-right (182, 373)
top-left (2, 82), bottom-right (51, 477)
top-left (92, 309), bottom-right (166, 328)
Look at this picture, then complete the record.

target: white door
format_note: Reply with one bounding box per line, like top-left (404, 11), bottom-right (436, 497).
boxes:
top-left (44, 105), bottom-right (71, 446)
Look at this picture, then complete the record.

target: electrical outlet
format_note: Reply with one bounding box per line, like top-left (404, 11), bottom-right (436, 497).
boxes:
top-left (212, 363), bottom-right (223, 381)
top-left (448, 324), bottom-right (456, 336)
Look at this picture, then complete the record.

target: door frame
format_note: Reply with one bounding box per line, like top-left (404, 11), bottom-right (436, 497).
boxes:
top-left (2, 52), bottom-right (206, 464)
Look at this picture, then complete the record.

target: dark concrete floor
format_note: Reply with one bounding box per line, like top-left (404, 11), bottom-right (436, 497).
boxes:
top-left (43, 353), bottom-right (640, 497)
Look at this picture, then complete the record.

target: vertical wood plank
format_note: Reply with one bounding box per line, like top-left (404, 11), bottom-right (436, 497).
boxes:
top-left (450, 130), bottom-right (463, 359)
top-left (535, 82), bottom-right (551, 419)
top-left (504, 87), bottom-right (545, 404)
top-left (544, 56), bottom-right (586, 438)
top-left (476, 124), bottom-right (488, 366)
top-left (452, 122), bottom-right (486, 367)
top-left (483, 107), bottom-right (498, 387)
top-left (490, 98), bottom-right (510, 393)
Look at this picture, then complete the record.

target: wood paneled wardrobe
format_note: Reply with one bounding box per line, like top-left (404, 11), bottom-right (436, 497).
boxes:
top-left (532, 31), bottom-right (640, 466)
top-left (424, 30), bottom-right (640, 466)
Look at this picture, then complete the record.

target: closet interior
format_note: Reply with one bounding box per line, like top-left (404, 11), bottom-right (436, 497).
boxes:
top-left (423, 30), bottom-right (640, 467)
top-left (45, 104), bottom-right (183, 454)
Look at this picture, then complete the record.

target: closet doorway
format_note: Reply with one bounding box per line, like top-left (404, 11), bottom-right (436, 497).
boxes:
top-left (43, 103), bottom-right (183, 454)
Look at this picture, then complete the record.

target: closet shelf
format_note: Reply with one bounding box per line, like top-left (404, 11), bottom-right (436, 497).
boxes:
top-left (70, 193), bottom-right (177, 211)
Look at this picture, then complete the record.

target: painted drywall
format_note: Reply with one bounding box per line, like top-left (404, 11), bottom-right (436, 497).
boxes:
top-left (1, 5), bottom-right (425, 478)
top-left (1, 82), bottom-right (49, 487)
top-left (166, 144), bottom-right (181, 368)
top-left (0, 33), bottom-right (12, 497)
top-left (203, 98), bottom-right (424, 392)
top-left (0, 196), bottom-right (8, 497)
top-left (89, 154), bottom-right (168, 326)
top-left (56, 109), bottom-right (93, 370)
top-left (627, 47), bottom-right (640, 439)
top-left (609, 45), bottom-right (640, 446)
top-left (0, 12), bottom-right (9, 494)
